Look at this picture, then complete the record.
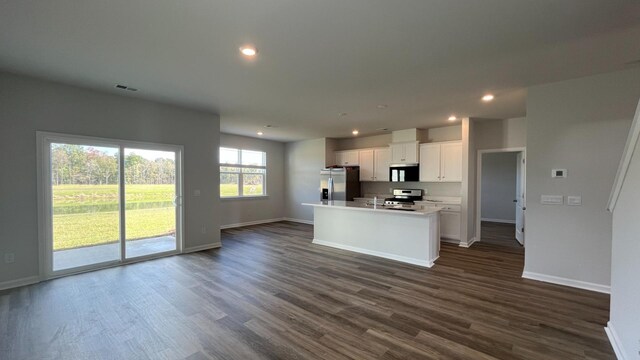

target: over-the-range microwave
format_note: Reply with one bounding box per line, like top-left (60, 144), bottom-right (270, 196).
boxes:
top-left (389, 164), bottom-right (419, 182)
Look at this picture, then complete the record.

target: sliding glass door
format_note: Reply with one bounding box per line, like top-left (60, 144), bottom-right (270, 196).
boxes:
top-left (40, 133), bottom-right (183, 278)
top-left (124, 148), bottom-right (178, 259)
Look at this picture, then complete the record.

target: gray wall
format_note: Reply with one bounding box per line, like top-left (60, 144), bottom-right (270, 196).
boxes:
top-left (0, 71), bottom-right (221, 285)
top-left (284, 138), bottom-right (327, 222)
top-left (475, 117), bottom-right (526, 150)
top-left (219, 133), bottom-right (285, 227)
top-left (481, 152), bottom-right (517, 222)
top-left (609, 131), bottom-right (640, 359)
top-left (525, 68), bottom-right (640, 287)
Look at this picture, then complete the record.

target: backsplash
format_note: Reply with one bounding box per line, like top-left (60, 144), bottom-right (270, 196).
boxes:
top-left (361, 181), bottom-right (462, 197)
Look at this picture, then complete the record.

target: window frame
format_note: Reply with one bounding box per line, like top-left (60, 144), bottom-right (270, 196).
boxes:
top-left (219, 147), bottom-right (268, 198)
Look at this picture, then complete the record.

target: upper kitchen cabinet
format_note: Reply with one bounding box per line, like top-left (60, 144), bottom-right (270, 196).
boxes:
top-left (359, 148), bottom-right (390, 181)
top-left (335, 150), bottom-right (359, 166)
top-left (419, 141), bottom-right (462, 182)
top-left (390, 141), bottom-right (419, 164)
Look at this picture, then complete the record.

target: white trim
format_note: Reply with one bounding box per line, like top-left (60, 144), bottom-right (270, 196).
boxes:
top-left (183, 243), bottom-right (221, 253)
top-left (283, 217), bottom-right (314, 225)
top-left (312, 239), bottom-right (436, 268)
top-left (475, 147), bottom-right (526, 245)
top-left (440, 238), bottom-right (460, 245)
top-left (522, 271), bottom-right (610, 294)
top-left (605, 321), bottom-right (628, 360)
top-left (459, 236), bottom-right (477, 248)
top-left (608, 98), bottom-right (640, 212)
top-left (220, 218), bottom-right (284, 229)
top-left (0, 276), bottom-right (40, 291)
top-left (481, 218), bottom-right (516, 224)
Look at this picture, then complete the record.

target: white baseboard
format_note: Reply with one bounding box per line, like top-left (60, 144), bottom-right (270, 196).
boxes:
top-left (283, 217), bottom-right (314, 225)
top-left (440, 238), bottom-right (460, 245)
top-left (481, 218), bottom-right (516, 224)
top-left (605, 321), bottom-right (627, 360)
top-left (0, 275), bottom-right (40, 291)
top-left (522, 271), bottom-right (610, 294)
top-left (220, 218), bottom-right (284, 229)
top-left (183, 243), bottom-right (221, 254)
top-left (459, 237), bottom-right (477, 248)
top-left (312, 238), bottom-right (434, 268)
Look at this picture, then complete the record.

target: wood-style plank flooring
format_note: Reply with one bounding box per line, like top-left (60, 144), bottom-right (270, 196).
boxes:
top-left (0, 221), bottom-right (613, 359)
top-left (480, 221), bottom-right (524, 249)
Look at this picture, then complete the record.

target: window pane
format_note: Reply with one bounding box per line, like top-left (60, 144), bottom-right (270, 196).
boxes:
top-left (220, 173), bottom-right (239, 197)
top-left (220, 147), bottom-right (239, 164)
top-left (220, 166), bottom-right (241, 172)
top-left (243, 174), bottom-right (264, 196)
top-left (241, 167), bottom-right (266, 174)
top-left (241, 150), bottom-right (265, 166)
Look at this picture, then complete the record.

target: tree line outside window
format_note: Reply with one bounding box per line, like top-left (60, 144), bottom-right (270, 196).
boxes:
top-left (51, 144), bottom-right (175, 185)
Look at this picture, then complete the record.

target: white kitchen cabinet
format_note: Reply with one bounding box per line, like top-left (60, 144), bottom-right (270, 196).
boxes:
top-left (440, 210), bottom-right (461, 240)
top-left (419, 141), bottom-right (462, 182)
top-left (418, 202), bottom-right (461, 241)
top-left (373, 148), bottom-right (390, 181)
top-left (358, 148), bottom-right (390, 181)
top-left (335, 150), bottom-right (359, 166)
top-left (390, 142), bottom-right (419, 164)
top-left (358, 149), bottom-right (374, 181)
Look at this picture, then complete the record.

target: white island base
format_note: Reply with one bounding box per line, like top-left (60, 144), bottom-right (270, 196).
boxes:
top-left (303, 201), bottom-right (440, 267)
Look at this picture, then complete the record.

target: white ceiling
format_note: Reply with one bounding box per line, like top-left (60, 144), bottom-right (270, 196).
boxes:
top-left (1, 1), bottom-right (640, 141)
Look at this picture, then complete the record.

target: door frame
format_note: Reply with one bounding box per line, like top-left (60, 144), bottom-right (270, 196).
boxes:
top-left (36, 131), bottom-right (184, 280)
top-left (475, 147), bottom-right (526, 246)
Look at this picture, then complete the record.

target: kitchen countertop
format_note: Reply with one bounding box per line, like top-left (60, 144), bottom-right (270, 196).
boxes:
top-left (302, 200), bottom-right (440, 216)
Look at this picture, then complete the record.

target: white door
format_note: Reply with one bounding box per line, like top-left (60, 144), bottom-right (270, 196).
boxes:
top-left (419, 144), bottom-right (441, 182)
top-left (374, 148), bottom-right (391, 181)
top-left (515, 152), bottom-right (525, 245)
top-left (440, 142), bottom-right (462, 182)
top-left (359, 150), bottom-right (375, 181)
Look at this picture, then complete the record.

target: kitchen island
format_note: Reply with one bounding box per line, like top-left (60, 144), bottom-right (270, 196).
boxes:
top-left (302, 201), bottom-right (440, 267)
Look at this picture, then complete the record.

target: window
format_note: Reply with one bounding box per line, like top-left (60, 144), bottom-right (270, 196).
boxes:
top-left (220, 147), bottom-right (267, 197)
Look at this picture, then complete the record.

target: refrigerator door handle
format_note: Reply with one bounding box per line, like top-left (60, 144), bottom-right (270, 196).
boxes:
top-left (328, 177), bottom-right (334, 201)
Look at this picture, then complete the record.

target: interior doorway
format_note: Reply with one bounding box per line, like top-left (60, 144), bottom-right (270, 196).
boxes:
top-left (38, 132), bottom-right (183, 279)
top-left (476, 148), bottom-right (526, 248)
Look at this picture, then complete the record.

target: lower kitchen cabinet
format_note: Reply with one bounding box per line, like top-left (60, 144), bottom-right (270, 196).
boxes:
top-left (440, 211), bottom-right (461, 240)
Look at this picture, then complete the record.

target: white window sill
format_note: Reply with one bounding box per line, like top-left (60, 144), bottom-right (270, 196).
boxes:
top-left (221, 195), bottom-right (269, 201)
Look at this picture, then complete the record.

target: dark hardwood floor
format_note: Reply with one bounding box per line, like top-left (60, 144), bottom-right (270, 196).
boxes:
top-left (0, 221), bottom-right (613, 359)
top-left (480, 221), bottom-right (524, 249)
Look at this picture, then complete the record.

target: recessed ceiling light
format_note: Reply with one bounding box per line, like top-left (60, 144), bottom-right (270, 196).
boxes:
top-left (377, 104), bottom-right (388, 109)
top-left (482, 94), bottom-right (495, 102)
top-left (257, 131), bottom-right (263, 136)
top-left (448, 115), bottom-right (457, 121)
top-left (239, 46), bottom-right (258, 57)
top-left (352, 130), bottom-right (359, 135)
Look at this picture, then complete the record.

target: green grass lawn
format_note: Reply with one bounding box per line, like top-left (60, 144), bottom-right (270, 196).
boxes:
top-left (52, 183), bottom-right (264, 251)
top-left (220, 184), bottom-right (263, 197)
top-left (53, 184), bottom-right (175, 250)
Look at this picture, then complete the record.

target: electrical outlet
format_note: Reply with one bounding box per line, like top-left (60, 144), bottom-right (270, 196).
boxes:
top-left (193, 189), bottom-right (201, 197)
top-left (4, 252), bottom-right (15, 264)
top-left (201, 226), bottom-right (206, 234)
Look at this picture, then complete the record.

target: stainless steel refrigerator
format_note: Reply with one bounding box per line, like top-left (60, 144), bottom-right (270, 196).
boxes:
top-left (320, 167), bottom-right (361, 201)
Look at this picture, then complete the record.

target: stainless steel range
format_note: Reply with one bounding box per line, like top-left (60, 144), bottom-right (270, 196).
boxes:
top-left (384, 189), bottom-right (423, 206)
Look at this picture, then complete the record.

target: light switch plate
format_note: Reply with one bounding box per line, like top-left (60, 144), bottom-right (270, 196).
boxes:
top-left (193, 189), bottom-right (201, 197)
top-left (567, 196), bottom-right (582, 206)
top-left (541, 195), bottom-right (563, 205)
